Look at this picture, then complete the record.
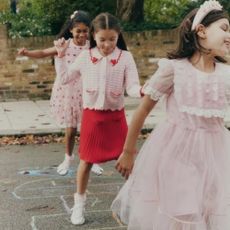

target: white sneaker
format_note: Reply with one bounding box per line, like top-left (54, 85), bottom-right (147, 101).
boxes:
top-left (71, 193), bottom-right (86, 225)
top-left (57, 154), bottom-right (74, 176)
top-left (91, 164), bottom-right (104, 176)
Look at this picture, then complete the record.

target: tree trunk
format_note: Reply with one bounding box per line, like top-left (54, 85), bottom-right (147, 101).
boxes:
top-left (116, 0), bottom-right (144, 23)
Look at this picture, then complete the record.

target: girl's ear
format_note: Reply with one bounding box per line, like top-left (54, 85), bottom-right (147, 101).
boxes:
top-left (196, 24), bottom-right (207, 39)
top-left (69, 28), bottom-right (73, 34)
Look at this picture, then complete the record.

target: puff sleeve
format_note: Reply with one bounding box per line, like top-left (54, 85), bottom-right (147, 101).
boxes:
top-left (142, 58), bottom-right (174, 101)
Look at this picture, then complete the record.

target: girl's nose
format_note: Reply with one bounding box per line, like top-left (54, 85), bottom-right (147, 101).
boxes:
top-left (227, 31), bottom-right (230, 38)
top-left (79, 33), bottom-right (86, 37)
top-left (104, 42), bottom-right (110, 47)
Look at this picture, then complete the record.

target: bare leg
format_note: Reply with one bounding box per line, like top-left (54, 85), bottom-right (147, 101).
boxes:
top-left (76, 160), bottom-right (93, 194)
top-left (65, 127), bottom-right (77, 156)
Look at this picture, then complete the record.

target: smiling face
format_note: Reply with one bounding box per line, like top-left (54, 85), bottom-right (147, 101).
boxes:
top-left (199, 18), bottom-right (230, 57)
top-left (70, 22), bottom-right (89, 46)
top-left (93, 29), bottom-right (119, 56)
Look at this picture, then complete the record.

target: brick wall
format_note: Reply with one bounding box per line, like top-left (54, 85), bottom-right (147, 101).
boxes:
top-left (0, 25), bottom-right (178, 101)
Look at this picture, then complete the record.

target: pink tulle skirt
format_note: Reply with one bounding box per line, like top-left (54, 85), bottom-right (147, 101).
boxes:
top-left (111, 120), bottom-right (230, 230)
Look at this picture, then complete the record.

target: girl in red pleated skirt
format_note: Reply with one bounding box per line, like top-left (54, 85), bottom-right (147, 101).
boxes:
top-left (55, 12), bottom-right (142, 225)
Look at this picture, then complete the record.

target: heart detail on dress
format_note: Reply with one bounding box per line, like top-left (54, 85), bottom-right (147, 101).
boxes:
top-left (110, 59), bottom-right (117, 66)
top-left (90, 49), bottom-right (122, 66)
top-left (91, 57), bottom-right (98, 64)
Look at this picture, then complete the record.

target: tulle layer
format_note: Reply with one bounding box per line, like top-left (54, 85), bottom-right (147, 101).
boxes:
top-left (111, 121), bottom-right (230, 230)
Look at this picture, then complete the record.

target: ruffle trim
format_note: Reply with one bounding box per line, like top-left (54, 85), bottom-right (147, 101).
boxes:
top-left (180, 105), bottom-right (226, 118)
top-left (84, 105), bottom-right (125, 111)
top-left (142, 85), bottom-right (164, 101)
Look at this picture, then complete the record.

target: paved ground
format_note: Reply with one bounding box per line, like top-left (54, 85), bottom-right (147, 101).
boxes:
top-left (0, 97), bottom-right (161, 230)
top-left (0, 97), bottom-right (164, 136)
top-left (1, 98), bottom-right (230, 136)
top-left (0, 141), bottom-right (143, 230)
top-left (2, 98), bottom-right (230, 230)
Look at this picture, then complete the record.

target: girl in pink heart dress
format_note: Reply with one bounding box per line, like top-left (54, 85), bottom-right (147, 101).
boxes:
top-left (112, 1), bottom-right (230, 229)
top-left (18, 10), bottom-right (103, 176)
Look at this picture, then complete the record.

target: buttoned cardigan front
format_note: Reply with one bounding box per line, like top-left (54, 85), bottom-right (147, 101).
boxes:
top-left (56, 47), bottom-right (141, 110)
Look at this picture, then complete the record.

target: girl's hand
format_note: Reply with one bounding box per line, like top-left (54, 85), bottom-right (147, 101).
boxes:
top-left (18, 47), bottom-right (28, 56)
top-left (53, 38), bottom-right (70, 58)
top-left (115, 151), bottom-right (135, 179)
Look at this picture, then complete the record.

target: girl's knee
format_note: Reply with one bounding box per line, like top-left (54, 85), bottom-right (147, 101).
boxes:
top-left (66, 127), bottom-right (77, 137)
top-left (79, 160), bottom-right (93, 171)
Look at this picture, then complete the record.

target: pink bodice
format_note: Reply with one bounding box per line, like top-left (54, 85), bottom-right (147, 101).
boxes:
top-left (143, 58), bottom-right (230, 118)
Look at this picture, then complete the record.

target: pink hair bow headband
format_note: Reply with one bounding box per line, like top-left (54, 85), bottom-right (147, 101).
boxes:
top-left (191, 0), bottom-right (223, 31)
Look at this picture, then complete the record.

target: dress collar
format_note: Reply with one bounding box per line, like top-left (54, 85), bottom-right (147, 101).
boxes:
top-left (71, 39), bottom-right (90, 49)
top-left (90, 47), bottom-right (122, 66)
top-left (186, 58), bottom-right (220, 76)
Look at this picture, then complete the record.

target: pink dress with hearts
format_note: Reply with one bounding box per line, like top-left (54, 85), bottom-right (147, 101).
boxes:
top-left (50, 39), bottom-right (89, 128)
top-left (111, 58), bottom-right (230, 229)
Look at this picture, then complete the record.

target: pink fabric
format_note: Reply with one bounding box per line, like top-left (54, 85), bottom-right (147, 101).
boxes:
top-left (143, 58), bottom-right (230, 117)
top-left (111, 58), bottom-right (230, 229)
top-left (55, 47), bottom-right (141, 110)
top-left (50, 39), bottom-right (89, 127)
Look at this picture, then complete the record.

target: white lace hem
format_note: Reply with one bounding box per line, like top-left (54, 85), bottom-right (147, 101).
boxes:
top-left (180, 105), bottom-right (226, 118)
top-left (143, 85), bottom-right (163, 101)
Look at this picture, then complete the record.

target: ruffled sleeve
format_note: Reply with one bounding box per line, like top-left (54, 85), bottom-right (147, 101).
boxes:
top-left (142, 58), bottom-right (174, 101)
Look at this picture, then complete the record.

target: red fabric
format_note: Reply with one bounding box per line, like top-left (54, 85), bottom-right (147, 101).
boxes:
top-left (79, 108), bottom-right (128, 163)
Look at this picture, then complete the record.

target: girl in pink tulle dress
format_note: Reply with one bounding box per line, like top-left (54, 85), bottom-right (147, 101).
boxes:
top-left (18, 11), bottom-right (103, 176)
top-left (111, 1), bottom-right (230, 229)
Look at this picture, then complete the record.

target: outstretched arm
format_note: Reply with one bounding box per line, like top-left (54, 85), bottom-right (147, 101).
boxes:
top-left (117, 58), bottom-right (174, 179)
top-left (54, 38), bottom-right (83, 84)
top-left (18, 46), bottom-right (57, 58)
top-left (115, 95), bottom-right (158, 179)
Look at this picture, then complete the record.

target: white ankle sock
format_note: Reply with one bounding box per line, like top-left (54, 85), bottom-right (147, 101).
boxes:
top-left (65, 153), bottom-right (74, 161)
top-left (74, 193), bottom-right (86, 202)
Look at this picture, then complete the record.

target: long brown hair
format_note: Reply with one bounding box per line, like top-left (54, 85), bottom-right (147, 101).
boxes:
top-left (89, 12), bottom-right (127, 50)
top-left (167, 9), bottom-right (229, 63)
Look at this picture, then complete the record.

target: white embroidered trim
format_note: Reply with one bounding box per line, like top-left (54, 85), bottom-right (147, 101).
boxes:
top-left (143, 85), bottom-right (163, 101)
top-left (180, 105), bottom-right (226, 118)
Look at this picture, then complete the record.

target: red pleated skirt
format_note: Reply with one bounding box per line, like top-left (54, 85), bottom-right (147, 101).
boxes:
top-left (79, 108), bottom-right (128, 163)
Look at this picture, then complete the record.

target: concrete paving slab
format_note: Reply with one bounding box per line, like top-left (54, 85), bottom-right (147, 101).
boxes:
top-left (1, 97), bottom-right (230, 136)
top-left (0, 101), bottom-right (63, 135)
top-left (0, 98), bottom-right (161, 136)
